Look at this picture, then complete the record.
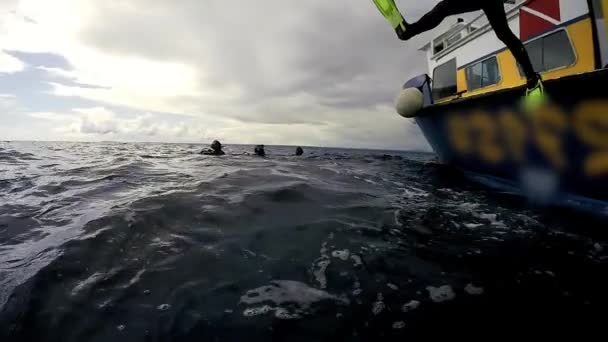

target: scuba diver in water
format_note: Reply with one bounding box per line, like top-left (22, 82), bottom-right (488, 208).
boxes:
top-left (372, 0), bottom-right (544, 105)
top-left (254, 145), bottom-right (266, 157)
top-left (200, 140), bottom-right (225, 156)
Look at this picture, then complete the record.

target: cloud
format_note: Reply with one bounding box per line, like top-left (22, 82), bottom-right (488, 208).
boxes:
top-left (0, 93), bottom-right (17, 111)
top-left (25, 104), bottom-right (429, 150)
top-left (0, 50), bottom-right (25, 73)
top-left (71, 0), bottom-right (434, 112)
top-left (0, 0), bottom-right (451, 150)
top-left (27, 106), bottom-right (212, 143)
top-left (27, 111), bottom-right (72, 121)
top-left (5, 50), bottom-right (71, 69)
top-left (73, 107), bottom-right (118, 134)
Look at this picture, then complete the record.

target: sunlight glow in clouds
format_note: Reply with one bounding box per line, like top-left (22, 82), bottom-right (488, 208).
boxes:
top-left (0, 0), bottom-right (441, 150)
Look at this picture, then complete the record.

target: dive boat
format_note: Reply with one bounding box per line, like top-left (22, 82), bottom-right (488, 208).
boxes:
top-left (397, 0), bottom-right (608, 213)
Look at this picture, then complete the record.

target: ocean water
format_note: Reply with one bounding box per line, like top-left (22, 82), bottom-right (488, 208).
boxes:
top-left (1, 141), bottom-right (607, 341)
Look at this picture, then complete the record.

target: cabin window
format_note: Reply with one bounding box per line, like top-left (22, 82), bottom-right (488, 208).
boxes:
top-left (446, 33), bottom-right (463, 47)
top-left (434, 42), bottom-right (445, 54)
top-left (432, 58), bottom-right (457, 100)
top-left (465, 56), bottom-right (501, 91)
top-left (519, 30), bottom-right (576, 75)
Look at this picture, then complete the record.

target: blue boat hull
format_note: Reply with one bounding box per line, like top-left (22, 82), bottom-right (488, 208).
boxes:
top-left (409, 69), bottom-right (608, 214)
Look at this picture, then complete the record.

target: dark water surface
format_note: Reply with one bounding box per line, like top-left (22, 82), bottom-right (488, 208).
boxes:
top-left (1, 141), bottom-right (607, 341)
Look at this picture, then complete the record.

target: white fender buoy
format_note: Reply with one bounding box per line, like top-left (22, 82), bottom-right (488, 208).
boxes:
top-left (395, 88), bottom-right (423, 118)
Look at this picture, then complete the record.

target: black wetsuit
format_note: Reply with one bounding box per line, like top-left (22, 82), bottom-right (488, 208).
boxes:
top-left (405, 0), bottom-right (538, 84)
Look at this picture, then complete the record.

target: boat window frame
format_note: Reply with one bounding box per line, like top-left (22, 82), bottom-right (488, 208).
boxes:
top-left (517, 28), bottom-right (578, 76)
top-left (431, 58), bottom-right (458, 101)
top-left (464, 55), bottom-right (502, 91)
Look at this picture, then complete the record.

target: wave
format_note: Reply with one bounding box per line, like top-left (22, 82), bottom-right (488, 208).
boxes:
top-left (1, 142), bottom-right (607, 341)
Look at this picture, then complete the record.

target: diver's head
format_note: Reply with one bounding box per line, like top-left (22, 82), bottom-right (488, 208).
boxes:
top-left (254, 145), bottom-right (265, 156)
top-left (211, 140), bottom-right (222, 152)
top-left (295, 147), bottom-right (303, 156)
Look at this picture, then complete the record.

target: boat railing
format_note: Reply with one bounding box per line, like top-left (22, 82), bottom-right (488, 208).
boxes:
top-left (431, 0), bottom-right (528, 60)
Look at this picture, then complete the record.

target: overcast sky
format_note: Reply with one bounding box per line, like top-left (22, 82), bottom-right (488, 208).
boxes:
top-left (0, 0), bottom-right (465, 150)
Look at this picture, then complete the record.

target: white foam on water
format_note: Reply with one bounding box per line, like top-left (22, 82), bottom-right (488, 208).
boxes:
top-left (492, 221), bottom-right (507, 228)
top-left (372, 292), bottom-right (385, 315)
top-left (363, 178), bottom-right (378, 185)
top-left (478, 213), bottom-right (497, 221)
top-left (124, 268), bottom-right (146, 288)
top-left (332, 250), bottom-right (350, 261)
top-left (157, 304), bottom-right (171, 311)
top-left (464, 284), bottom-right (484, 295)
top-left (402, 187), bottom-right (429, 199)
top-left (71, 272), bottom-right (104, 296)
top-left (242, 248), bottom-right (257, 257)
top-left (117, 325), bottom-right (126, 331)
top-left (97, 298), bottom-right (113, 309)
top-left (313, 259), bottom-right (330, 289)
top-left (150, 237), bottom-right (173, 248)
top-left (78, 226), bottom-right (113, 242)
top-left (320, 242), bottom-right (328, 256)
top-left (352, 289), bottom-right (363, 296)
top-left (482, 236), bottom-right (503, 242)
top-left (409, 186), bottom-right (426, 193)
top-left (464, 223), bottom-right (483, 229)
top-left (475, 213), bottom-right (507, 228)
top-left (387, 283), bottom-right (399, 290)
top-left (392, 321), bottom-right (406, 329)
top-left (240, 280), bottom-right (349, 319)
top-left (371, 300), bottom-right (385, 315)
top-left (243, 305), bottom-right (273, 317)
top-left (427, 285), bottom-right (455, 303)
top-left (274, 307), bottom-right (301, 320)
top-left (241, 280), bottom-right (348, 306)
top-left (456, 202), bottom-right (481, 211)
top-left (402, 300), bottom-right (420, 313)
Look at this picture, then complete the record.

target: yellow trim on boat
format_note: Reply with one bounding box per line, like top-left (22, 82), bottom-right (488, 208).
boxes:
top-left (544, 19), bottom-right (596, 80)
top-left (456, 68), bottom-right (467, 94)
top-left (453, 18), bottom-right (596, 100)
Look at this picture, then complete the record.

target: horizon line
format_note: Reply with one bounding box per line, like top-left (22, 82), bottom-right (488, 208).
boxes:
top-left (1, 139), bottom-right (432, 154)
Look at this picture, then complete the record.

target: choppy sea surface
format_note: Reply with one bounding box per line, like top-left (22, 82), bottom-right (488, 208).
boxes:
top-left (1, 141), bottom-right (607, 341)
